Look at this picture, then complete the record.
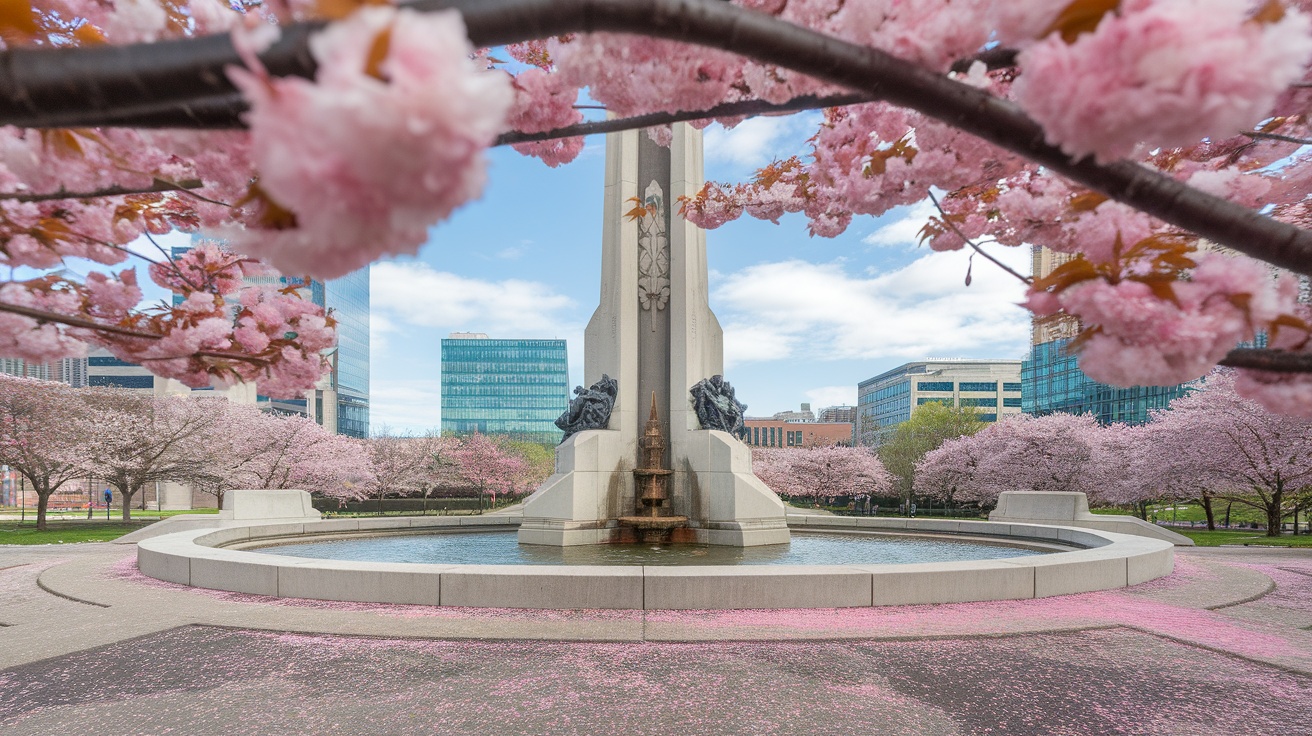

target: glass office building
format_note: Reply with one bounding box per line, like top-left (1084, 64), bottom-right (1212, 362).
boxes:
top-left (441, 335), bottom-right (569, 444)
top-left (856, 360), bottom-right (1023, 447)
top-left (1021, 338), bottom-right (1190, 425)
top-left (326, 268), bottom-right (370, 438)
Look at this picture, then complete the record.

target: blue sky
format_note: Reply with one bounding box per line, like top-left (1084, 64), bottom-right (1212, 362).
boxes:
top-left (368, 114), bottom-right (1034, 432)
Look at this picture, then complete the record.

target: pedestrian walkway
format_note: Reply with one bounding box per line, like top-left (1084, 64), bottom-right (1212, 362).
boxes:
top-left (1, 543), bottom-right (1309, 734)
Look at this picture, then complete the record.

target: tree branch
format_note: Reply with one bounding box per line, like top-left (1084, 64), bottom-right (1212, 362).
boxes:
top-left (495, 93), bottom-right (871, 146)
top-left (1219, 348), bottom-right (1312, 374)
top-left (1, 0), bottom-right (1311, 276)
top-left (1243, 130), bottom-right (1312, 147)
top-left (0, 301), bottom-right (159, 339)
top-left (926, 191), bottom-right (1033, 285)
top-left (0, 178), bottom-right (204, 203)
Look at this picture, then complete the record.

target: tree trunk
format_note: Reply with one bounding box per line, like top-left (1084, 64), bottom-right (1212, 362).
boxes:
top-left (1200, 493), bottom-right (1216, 532)
top-left (1136, 500), bottom-right (1149, 521)
top-left (1266, 503), bottom-right (1284, 537)
top-left (35, 488), bottom-right (50, 531)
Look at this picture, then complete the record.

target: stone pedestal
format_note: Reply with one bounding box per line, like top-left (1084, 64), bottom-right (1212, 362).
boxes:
top-left (519, 124), bottom-right (788, 547)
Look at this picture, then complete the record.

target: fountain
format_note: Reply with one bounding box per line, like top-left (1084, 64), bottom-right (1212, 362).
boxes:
top-left (614, 394), bottom-right (694, 544)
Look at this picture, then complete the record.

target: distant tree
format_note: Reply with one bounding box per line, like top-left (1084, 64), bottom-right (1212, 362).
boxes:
top-left (878, 402), bottom-right (986, 502)
top-left (1150, 372), bottom-right (1312, 537)
top-left (0, 376), bottom-right (89, 530)
top-left (76, 390), bottom-right (219, 520)
top-left (451, 432), bottom-right (529, 509)
top-left (753, 445), bottom-right (891, 502)
top-left (914, 413), bottom-right (1104, 507)
top-left (364, 429), bottom-right (445, 513)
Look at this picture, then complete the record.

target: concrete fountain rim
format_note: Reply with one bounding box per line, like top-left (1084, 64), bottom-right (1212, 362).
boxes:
top-left (135, 514), bottom-right (1175, 610)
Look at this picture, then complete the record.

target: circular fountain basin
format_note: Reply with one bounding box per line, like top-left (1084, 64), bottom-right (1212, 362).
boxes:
top-left (254, 530), bottom-right (1050, 566)
top-left (135, 515), bottom-right (1175, 610)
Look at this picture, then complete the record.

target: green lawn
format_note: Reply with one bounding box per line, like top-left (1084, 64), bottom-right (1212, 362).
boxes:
top-left (1174, 529), bottom-right (1312, 547)
top-left (0, 508), bottom-right (218, 520)
top-left (1090, 503), bottom-right (1273, 526)
top-left (0, 521), bottom-right (150, 545)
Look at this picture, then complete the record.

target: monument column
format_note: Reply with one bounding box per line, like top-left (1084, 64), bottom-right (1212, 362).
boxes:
top-left (518, 124), bottom-right (789, 547)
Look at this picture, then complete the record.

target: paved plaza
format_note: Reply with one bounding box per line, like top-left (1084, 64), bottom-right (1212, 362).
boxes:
top-left (1, 543), bottom-right (1310, 734)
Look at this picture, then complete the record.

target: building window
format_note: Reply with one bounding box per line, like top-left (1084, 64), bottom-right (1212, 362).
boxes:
top-left (917, 397), bottom-right (951, 406)
top-left (978, 413), bottom-right (998, 422)
top-left (89, 375), bottom-right (153, 389)
top-left (958, 382), bottom-right (997, 393)
top-left (1003, 382), bottom-right (1022, 392)
top-left (917, 381), bottom-right (953, 392)
top-left (1003, 397), bottom-right (1022, 408)
top-left (959, 397), bottom-right (996, 408)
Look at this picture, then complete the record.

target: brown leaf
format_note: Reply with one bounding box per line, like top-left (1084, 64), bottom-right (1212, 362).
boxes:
top-left (364, 28), bottom-right (391, 81)
top-left (1250, 0), bottom-right (1285, 24)
top-left (0, 0), bottom-right (38, 45)
top-left (1068, 191), bottom-right (1108, 212)
top-left (1043, 0), bottom-right (1120, 43)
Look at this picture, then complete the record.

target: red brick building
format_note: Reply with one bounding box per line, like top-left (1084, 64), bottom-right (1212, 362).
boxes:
top-left (740, 420), bottom-right (853, 448)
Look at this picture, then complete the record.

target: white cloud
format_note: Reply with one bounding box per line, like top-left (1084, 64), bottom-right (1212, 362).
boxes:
top-left (805, 386), bottom-right (857, 408)
top-left (862, 200), bottom-right (936, 248)
top-left (705, 115), bottom-right (811, 169)
top-left (715, 246), bottom-right (1032, 366)
top-left (368, 380), bottom-right (443, 434)
top-left (371, 261), bottom-right (580, 338)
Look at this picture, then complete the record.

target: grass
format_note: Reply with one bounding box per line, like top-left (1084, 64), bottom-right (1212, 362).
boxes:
top-left (0, 521), bottom-right (150, 545)
top-left (0, 508), bottom-right (218, 519)
top-left (1174, 529), bottom-right (1312, 547)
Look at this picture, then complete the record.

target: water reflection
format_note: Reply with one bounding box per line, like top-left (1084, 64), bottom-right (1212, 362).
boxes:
top-left (257, 531), bottom-right (1046, 566)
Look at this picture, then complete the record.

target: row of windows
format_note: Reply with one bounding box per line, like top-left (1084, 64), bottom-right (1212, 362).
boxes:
top-left (444, 398), bottom-right (567, 410)
top-left (89, 375), bottom-right (154, 388)
top-left (88, 356), bottom-right (139, 367)
top-left (739, 426), bottom-right (804, 447)
top-left (858, 381), bottom-right (909, 405)
top-left (917, 381), bottom-right (953, 392)
top-left (1022, 339), bottom-right (1191, 425)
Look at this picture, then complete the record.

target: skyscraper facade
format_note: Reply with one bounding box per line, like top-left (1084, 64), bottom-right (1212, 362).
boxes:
top-left (1022, 246), bottom-right (1189, 424)
top-left (441, 334), bottom-right (569, 444)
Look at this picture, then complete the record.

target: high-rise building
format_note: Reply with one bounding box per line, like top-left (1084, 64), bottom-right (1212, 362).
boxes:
top-left (1, 357), bottom-right (87, 387)
top-left (856, 359), bottom-right (1023, 447)
top-left (818, 405), bottom-right (856, 424)
top-left (171, 240), bottom-right (370, 437)
top-left (1022, 246), bottom-right (1190, 424)
top-left (441, 333), bottom-right (569, 444)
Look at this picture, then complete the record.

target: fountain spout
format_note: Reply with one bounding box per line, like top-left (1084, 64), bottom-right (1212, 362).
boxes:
top-left (616, 393), bottom-right (690, 543)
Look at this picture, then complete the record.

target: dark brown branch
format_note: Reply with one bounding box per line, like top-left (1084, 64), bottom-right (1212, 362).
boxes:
top-left (1243, 131), bottom-right (1312, 147)
top-left (0, 177), bottom-right (203, 203)
top-left (0, 301), bottom-right (159, 340)
top-left (1219, 348), bottom-right (1312, 373)
top-left (948, 46), bottom-right (1019, 74)
top-left (2, 0), bottom-right (1311, 277)
top-left (495, 93), bottom-right (870, 146)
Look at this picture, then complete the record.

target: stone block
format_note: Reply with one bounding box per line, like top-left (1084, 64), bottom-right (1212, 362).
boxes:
top-left (439, 565), bottom-right (644, 609)
top-left (189, 553), bottom-right (280, 596)
top-left (991, 491), bottom-right (1088, 521)
top-left (355, 517), bottom-right (412, 531)
top-left (244, 522), bottom-right (306, 540)
top-left (194, 526), bottom-right (250, 547)
top-left (863, 561), bottom-right (1035, 606)
top-left (407, 517), bottom-right (465, 531)
top-left (136, 545), bottom-right (190, 585)
top-left (459, 516), bottom-right (517, 527)
top-left (304, 519), bottom-right (360, 534)
top-left (785, 514), bottom-right (810, 526)
top-left (643, 566), bottom-right (871, 609)
top-left (220, 489), bottom-right (320, 521)
top-left (697, 526), bottom-right (791, 547)
top-left (853, 517), bottom-right (909, 531)
top-left (1023, 551), bottom-right (1128, 597)
top-left (907, 519), bottom-right (961, 534)
top-left (1127, 546), bottom-right (1175, 585)
top-left (277, 561), bottom-right (443, 605)
top-left (803, 515), bottom-right (859, 528)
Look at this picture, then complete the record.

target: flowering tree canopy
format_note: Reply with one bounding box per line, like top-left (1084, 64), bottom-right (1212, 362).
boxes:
top-left (2, 0), bottom-right (1312, 410)
top-left (753, 444), bottom-right (892, 500)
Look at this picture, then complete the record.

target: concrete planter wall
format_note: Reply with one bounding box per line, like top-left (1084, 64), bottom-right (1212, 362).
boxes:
top-left (136, 515), bottom-right (1174, 610)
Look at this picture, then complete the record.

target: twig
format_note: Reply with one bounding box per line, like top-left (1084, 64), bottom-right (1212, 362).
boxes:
top-left (926, 191), bottom-right (1033, 285)
top-left (0, 178), bottom-right (204, 203)
top-left (1243, 131), bottom-right (1312, 147)
top-left (496, 93), bottom-right (870, 146)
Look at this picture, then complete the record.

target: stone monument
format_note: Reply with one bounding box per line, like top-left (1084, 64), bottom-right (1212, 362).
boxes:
top-left (518, 124), bottom-right (790, 547)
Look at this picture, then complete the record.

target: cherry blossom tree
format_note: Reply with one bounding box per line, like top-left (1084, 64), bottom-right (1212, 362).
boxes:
top-left (878, 402), bottom-right (986, 502)
top-left (75, 389), bottom-right (221, 520)
top-left (1, 0), bottom-right (1312, 413)
top-left (752, 444), bottom-right (891, 502)
top-left (1149, 371), bottom-right (1312, 536)
top-left (450, 432), bottom-right (530, 509)
top-left (362, 429), bottom-right (445, 513)
top-left (915, 413), bottom-right (1105, 507)
top-left (0, 376), bottom-right (91, 529)
top-left (215, 410), bottom-right (372, 506)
